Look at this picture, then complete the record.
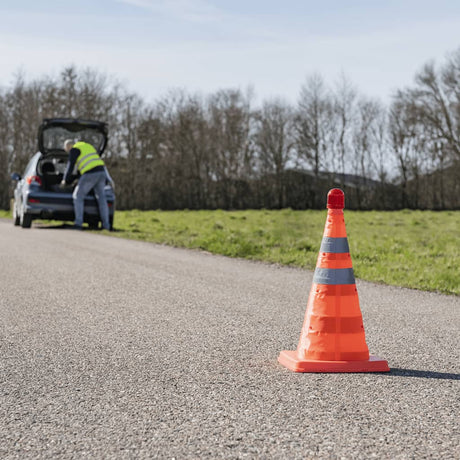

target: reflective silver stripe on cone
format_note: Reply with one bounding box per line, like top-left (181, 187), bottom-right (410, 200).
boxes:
top-left (320, 237), bottom-right (349, 254)
top-left (313, 267), bottom-right (355, 285)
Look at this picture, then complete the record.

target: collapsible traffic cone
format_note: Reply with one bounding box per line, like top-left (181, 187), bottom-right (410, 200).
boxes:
top-left (278, 188), bottom-right (389, 372)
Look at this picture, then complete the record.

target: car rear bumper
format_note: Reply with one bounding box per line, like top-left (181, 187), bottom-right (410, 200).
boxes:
top-left (24, 190), bottom-right (115, 221)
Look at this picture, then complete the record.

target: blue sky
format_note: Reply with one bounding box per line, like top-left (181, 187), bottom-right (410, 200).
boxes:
top-left (1, 0), bottom-right (459, 104)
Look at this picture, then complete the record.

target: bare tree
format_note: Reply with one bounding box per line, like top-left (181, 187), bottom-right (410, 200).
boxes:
top-left (207, 88), bottom-right (255, 208)
top-left (5, 72), bottom-right (41, 173)
top-left (390, 49), bottom-right (460, 208)
top-left (351, 98), bottom-right (375, 208)
top-left (114, 93), bottom-right (145, 209)
top-left (58, 66), bottom-right (79, 117)
top-left (255, 98), bottom-right (295, 208)
top-left (331, 74), bottom-right (357, 177)
top-left (412, 59), bottom-right (460, 159)
top-left (0, 91), bottom-right (10, 208)
top-left (156, 90), bottom-right (212, 208)
top-left (389, 92), bottom-right (423, 207)
top-left (295, 73), bottom-right (332, 177)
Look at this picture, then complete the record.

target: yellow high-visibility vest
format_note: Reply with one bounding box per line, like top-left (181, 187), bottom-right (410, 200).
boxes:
top-left (74, 141), bottom-right (105, 174)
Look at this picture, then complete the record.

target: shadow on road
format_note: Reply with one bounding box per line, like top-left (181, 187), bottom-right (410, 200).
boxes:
top-left (34, 223), bottom-right (119, 232)
top-left (34, 223), bottom-right (71, 229)
top-left (388, 368), bottom-right (460, 380)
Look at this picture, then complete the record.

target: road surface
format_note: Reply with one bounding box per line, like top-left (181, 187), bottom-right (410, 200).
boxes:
top-left (0, 219), bottom-right (459, 459)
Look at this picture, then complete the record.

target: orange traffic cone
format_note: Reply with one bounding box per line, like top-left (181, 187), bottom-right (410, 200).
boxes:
top-left (278, 188), bottom-right (389, 373)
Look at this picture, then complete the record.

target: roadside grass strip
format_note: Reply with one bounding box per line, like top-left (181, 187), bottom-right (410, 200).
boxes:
top-left (111, 209), bottom-right (460, 295)
top-left (2, 208), bottom-right (458, 295)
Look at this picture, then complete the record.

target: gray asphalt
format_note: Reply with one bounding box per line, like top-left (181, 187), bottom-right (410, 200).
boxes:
top-left (0, 219), bottom-right (459, 459)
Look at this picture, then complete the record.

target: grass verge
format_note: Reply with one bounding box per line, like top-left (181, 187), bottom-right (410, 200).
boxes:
top-left (111, 209), bottom-right (459, 295)
top-left (1, 208), bottom-right (459, 295)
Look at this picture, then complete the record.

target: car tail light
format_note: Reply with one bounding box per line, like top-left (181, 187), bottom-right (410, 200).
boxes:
top-left (108, 202), bottom-right (113, 207)
top-left (26, 175), bottom-right (42, 186)
top-left (28, 198), bottom-right (40, 203)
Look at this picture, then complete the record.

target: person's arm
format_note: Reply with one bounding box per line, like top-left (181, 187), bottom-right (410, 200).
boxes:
top-left (104, 166), bottom-right (113, 183)
top-left (104, 166), bottom-right (114, 188)
top-left (63, 148), bottom-right (80, 184)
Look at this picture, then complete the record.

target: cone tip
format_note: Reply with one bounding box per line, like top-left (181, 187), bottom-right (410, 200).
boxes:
top-left (327, 188), bottom-right (345, 209)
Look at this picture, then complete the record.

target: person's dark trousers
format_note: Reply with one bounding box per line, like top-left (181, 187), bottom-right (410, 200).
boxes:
top-left (72, 171), bottom-right (110, 230)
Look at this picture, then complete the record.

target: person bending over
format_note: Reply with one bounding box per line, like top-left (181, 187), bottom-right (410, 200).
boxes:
top-left (61, 139), bottom-right (110, 230)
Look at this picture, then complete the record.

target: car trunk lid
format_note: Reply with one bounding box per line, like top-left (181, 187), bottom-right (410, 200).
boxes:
top-left (38, 118), bottom-right (108, 157)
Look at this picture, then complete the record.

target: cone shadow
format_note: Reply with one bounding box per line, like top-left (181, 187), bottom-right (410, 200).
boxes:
top-left (387, 368), bottom-right (460, 380)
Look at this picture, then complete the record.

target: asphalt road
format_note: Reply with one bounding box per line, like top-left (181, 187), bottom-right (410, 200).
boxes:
top-left (0, 219), bottom-right (459, 459)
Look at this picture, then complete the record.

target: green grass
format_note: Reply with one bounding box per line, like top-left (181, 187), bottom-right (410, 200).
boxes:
top-left (2, 208), bottom-right (459, 295)
top-left (108, 209), bottom-right (460, 295)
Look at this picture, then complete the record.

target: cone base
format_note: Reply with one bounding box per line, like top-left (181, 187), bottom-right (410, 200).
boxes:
top-left (278, 350), bottom-right (390, 373)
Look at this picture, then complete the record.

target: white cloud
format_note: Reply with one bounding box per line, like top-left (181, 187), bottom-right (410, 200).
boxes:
top-left (116, 0), bottom-right (225, 23)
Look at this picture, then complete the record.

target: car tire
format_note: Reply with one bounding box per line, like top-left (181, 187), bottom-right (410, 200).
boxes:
top-left (20, 208), bottom-right (32, 228)
top-left (88, 220), bottom-right (99, 230)
top-left (109, 215), bottom-right (114, 231)
top-left (13, 200), bottom-right (20, 226)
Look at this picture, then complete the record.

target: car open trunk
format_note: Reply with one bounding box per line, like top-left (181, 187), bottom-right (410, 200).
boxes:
top-left (37, 118), bottom-right (109, 192)
top-left (37, 153), bottom-right (74, 192)
top-left (38, 118), bottom-right (108, 158)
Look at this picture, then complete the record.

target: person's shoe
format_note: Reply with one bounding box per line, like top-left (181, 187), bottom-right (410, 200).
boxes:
top-left (71, 224), bottom-right (83, 230)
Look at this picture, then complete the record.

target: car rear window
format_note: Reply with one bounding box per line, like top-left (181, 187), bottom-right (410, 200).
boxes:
top-left (42, 127), bottom-right (105, 152)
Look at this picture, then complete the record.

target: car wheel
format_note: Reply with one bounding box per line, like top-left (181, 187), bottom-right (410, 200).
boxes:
top-left (20, 207), bottom-right (32, 228)
top-left (109, 215), bottom-right (114, 231)
top-left (13, 200), bottom-right (20, 226)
